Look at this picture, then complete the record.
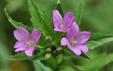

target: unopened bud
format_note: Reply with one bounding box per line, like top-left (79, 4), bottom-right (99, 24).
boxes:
top-left (45, 53), bottom-right (52, 59)
top-left (46, 48), bottom-right (51, 52)
top-left (51, 42), bottom-right (55, 46)
top-left (46, 37), bottom-right (52, 43)
top-left (56, 47), bottom-right (62, 52)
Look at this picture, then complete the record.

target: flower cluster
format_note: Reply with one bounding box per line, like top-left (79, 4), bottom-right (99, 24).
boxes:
top-left (13, 9), bottom-right (90, 57)
top-left (53, 10), bottom-right (91, 55)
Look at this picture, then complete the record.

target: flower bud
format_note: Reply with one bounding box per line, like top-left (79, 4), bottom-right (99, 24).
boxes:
top-left (51, 42), bottom-right (55, 46)
top-left (56, 47), bottom-right (62, 52)
top-left (46, 37), bottom-right (52, 43)
top-left (45, 53), bottom-right (52, 59)
top-left (46, 48), bottom-right (51, 52)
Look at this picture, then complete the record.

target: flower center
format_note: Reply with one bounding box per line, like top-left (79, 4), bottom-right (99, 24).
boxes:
top-left (69, 37), bottom-right (77, 46)
top-left (25, 39), bottom-right (34, 48)
top-left (61, 24), bottom-right (64, 28)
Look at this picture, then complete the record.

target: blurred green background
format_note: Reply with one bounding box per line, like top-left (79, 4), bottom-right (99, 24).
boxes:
top-left (0, 0), bottom-right (113, 71)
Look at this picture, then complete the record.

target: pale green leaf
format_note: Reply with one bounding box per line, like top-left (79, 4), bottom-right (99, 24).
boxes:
top-left (73, 0), bottom-right (85, 25)
top-left (83, 53), bottom-right (113, 71)
top-left (59, 60), bottom-right (85, 71)
top-left (33, 61), bottom-right (52, 71)
top-left (85, 33), bottom-right (113, 49)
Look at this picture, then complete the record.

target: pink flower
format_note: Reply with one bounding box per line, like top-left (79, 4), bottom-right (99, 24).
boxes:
top-left (61, 22), bottom-right (90, 55)
top-left (53, 9), bottom-right (75, 32)
top-left (13, 27), bottom-right (41, 56)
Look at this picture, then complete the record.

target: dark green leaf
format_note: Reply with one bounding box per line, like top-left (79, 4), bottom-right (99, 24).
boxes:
top-left (28, 0), bottom-right (54, 38)
top-left (85, 33), bottom-right (113, 49)
top-left (59, 60), bottom-right (85, 71)
top-left (55, 0), bottom-right (64, 17)
top-left (83, 53), bottom-right (113, 71)
top-left (5, 8), bottom-right (32, 33)
top-left (73, 0), bottom-right (85, 25)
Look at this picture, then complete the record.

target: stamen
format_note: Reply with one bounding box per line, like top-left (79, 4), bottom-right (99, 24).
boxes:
top-left (26, 42), bottom-right (29, 44)
top-left (61, 24), bottom-right (64, 28)
top-left (74, 41), bottom-right (77, 43)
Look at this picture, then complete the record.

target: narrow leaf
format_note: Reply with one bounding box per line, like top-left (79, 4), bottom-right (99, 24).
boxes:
top-left (83, 53), bottom-right (113, 71)
top-left (28, 0), bottom-right (54, 38)
top-left (5, 8), bottom-right (32, 33)
top-left (73, 0), bottom-right (85, 25)
top-left (7, 51), bottom-right (33, 60)
top-left (55, 0), bottom-right (64, 17)
top-left (85, 33), bottom-right (113, 49)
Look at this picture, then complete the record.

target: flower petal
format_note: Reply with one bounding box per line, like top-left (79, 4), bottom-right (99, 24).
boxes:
top-left (14, 40), bottom-right (27, 48)
top-left (53, 21), bottom-right (61, 29)
top-left (76, 44), bottom-right (88, 54)
top-left (76, 31), bottom-right (91, 44)
top-left (61, 37), bottom-right (69, 45)
top-left (63, 12), bottom-right (75, 28)
top-left (67, 44), bottom-right (81, 55)
top-left (15, 47), bottom-right (27, 52)
top-left (25, 45), bottom-right (36, 56)
top-left (14, 27), bottom-right (31, 41)
top-left (53, 9), bottom-right (62, 24)
top-left (67, 22), bottom-right (79, 39)
top-left (31, 29), bottom-right (41, 43)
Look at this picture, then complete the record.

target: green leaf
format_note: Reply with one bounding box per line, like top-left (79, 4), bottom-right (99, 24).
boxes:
top-left (41, 57), bottom-right (58, 71)
top-left (7, 49), bottom-right (46, 60)
top-left (7, 51), bottom-right (33, 60)
top-left (55, 0), bottom-right (64, 17)
top-left (73, 0), bottom-right (85, 25)
top-left (28, 0), bottom-right (54, 38)
top-left (85, 33), bottom-right (113, 49)
top-left (31, 49), bottom-right (46, 60)
top-left (4, 8), bottom-right (32, 33)
top-left (33, 61), bottom-right (52, 71)
top-left (83, 53), bottom-right (113, 71)
top-left (59, 60), bottom-right (85, 71)
top-left (56, 54), bottom-right (64, 64)
top-left (62, 48), bottom-right (90, 60)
